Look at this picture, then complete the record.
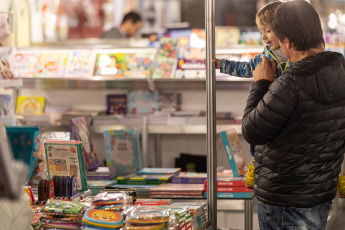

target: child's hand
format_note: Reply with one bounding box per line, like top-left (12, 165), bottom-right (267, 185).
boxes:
top-left (212, 59), bottom-right (221, 69)
top-left (204, 59), bottom-right (221, 69)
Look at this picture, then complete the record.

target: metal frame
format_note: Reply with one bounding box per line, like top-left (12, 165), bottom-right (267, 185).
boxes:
top-left (205, 0), bottom-right (217, 229)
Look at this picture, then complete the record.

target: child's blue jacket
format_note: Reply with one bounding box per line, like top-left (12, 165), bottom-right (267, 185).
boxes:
top-left (220, 46), bottom-right (290, 78)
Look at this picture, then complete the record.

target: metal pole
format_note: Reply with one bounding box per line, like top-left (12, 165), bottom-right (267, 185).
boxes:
top-left (245, 199), bottom-right (253, 230)
top-left (205, 0), bottom-right (217, 229)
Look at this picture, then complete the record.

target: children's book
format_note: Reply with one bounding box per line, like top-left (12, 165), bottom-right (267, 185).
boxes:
top-left (106, 94), bottom-right (127, 115)
top-left (16, 96), bottom-right (45, 115)
top-left (103, 129), bottom-right (142, 176)
top-left (137, 168), bottom-right (181, 176)
top-left (36, 51), bottom-right (70, 77)
top-left (6, 126), bottom-right (39, 184)
top-left (65, 50), bottom-right (97, 78)
top-left (152, 38), bottom-right (179, 79)
top-left (11, 51), bottom-right (40, 78)
top-left (219, 129), bottom-right (247, 177)
top-left (94, 52), bottom-right (126, 77)
top-left (127, 90), bottom-right (159, 115)
top-left (124, 51), bottom-right (155, 78)
top-left (0, 94), bottom-right (12, 117)
top-left (30, 131), bottom-right (70, 186)
top-left (44, 140), bottom-right (87, 191)
top-left (152, 58), bottom-right (177, 79)
top-left (70, 116), bottom-right (99, 171)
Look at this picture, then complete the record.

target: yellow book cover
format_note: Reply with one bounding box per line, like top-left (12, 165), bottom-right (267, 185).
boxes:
top-left (16, 96), bottom-right (45, 115)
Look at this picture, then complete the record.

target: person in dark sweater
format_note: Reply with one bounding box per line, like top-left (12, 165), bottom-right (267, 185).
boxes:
top-left (241, 1), bottom-right (345, 229)
top-left (101, 12), bottom-right (142, 39)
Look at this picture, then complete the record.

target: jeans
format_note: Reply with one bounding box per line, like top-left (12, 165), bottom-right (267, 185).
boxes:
top-left (258, 200), bottom-right (332, 230)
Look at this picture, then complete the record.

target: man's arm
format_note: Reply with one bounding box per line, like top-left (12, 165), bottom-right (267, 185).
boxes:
top-left (242, 57), bottom-right (296, 145)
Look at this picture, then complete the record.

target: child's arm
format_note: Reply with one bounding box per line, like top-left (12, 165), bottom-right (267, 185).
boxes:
top-left (220, 53), bottom-right (263, 78)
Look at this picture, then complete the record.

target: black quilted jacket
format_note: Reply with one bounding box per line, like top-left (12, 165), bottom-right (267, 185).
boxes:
top-left (242, 51), bottom-right (345, 207)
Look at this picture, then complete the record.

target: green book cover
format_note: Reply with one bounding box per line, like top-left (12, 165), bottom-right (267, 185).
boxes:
top-left (44, 140), bottom-right (87, 191)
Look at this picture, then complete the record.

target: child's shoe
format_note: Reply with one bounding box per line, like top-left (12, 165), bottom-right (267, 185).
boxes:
top-left (245, 159), bottom-right (255, 189)
top-left (337, 171), bottom-right (345, 198)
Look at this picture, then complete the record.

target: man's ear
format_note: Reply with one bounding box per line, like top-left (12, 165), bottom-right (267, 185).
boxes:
top-left (284, 37), bottom-right (293, 50)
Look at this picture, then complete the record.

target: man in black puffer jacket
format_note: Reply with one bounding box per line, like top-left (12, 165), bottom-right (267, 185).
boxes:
top-left (241, 1), bottom-right (345, 230)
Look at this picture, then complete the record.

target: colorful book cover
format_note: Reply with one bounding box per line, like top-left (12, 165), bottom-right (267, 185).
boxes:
top-left (152, 58), bottom-right (177, 79)
top-left (106, 94), bottom-right (127, 115)
top-left (70, 117), bottom-right (99, 171)
top-left (11, 51), bottom-right (40, 78)
top-left (137, 168), bottom-right (181, 176)
top-left (36, 52), bottom-right (70, 77)
top-left (103, 129), bottom-right (142, 176)
top-left (94, 52), bottom-right (126, 77)
top-left (219, 129), bottom-right (247, 177)
top-left (0, 48), bottom-right (15, 80)
top-left (44, 140), bottom-right (87, 191)
top-left (65, 50), bottom-right (97, 78)
top-left (204, 192), bottom-right (253, 199)
top-left (30, 131), bottom-right (70, 186)
top-left (157, 38), bottom-right (179, 59)
top-left (127, 90), bottom-right (159, 115)
top-left (152, 38), bottom-right (179, 79)
top-left (124, 52), bottom-right (155, 78)
top-left (6, 126), bottom-right (39, 184)
top-left (0, 94), bottom-right (12, 118)
top-left (41, 199), bottom-right (85, 215)
top-left (16, 96), bottom-right (45, 115)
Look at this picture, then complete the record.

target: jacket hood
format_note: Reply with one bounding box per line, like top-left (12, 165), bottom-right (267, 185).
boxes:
top-left (286, 52), bottom-right (345, 104)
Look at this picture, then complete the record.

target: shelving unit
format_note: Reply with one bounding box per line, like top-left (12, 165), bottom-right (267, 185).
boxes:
top-left (0, 79), bottom-right (23, 88)
top-left (21, 78), bottom-right (253, 90)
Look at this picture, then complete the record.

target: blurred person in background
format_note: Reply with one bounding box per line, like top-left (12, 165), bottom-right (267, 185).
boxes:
top-left (101, 11), bottom-right (142, 39)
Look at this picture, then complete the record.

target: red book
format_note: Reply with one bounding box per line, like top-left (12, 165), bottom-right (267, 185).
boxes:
top-left (204, 186), bottom-right (252, 193)
top-left (204, 179), bottom-right (246, 187)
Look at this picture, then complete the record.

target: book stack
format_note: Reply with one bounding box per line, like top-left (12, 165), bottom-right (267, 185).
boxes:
top-left (116, 174), bottom-right (173, 185)
top-left (203, 176), bottom-right (253, 199)
top-left (159, 205), bottom-right (193, 230)
top-left (86, 167), bottom-right (116, 180)
top-left (171, 172), bottom-right (207, 184)
top-left (40, 200), bottom-right (85, 229)
top-left (87, 180), bottom-right (117, 195)
top-left (173, 202), bottom-right (208, 230)
top-left (105, 184), bottom-right (154, 199)
top-left (137, 167), bottom-right (181, 176)
top-left (150, 184), bottom-right (204, 199)
top-left (147, 112), bottom-right (169, 125)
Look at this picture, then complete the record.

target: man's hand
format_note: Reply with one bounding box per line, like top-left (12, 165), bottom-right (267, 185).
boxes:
top-left (253, 56), bottom-right (276, 82)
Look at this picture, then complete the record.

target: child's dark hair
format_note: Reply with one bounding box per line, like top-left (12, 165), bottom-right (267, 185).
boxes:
top-left (256, 1), bottom-right (283, 26)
